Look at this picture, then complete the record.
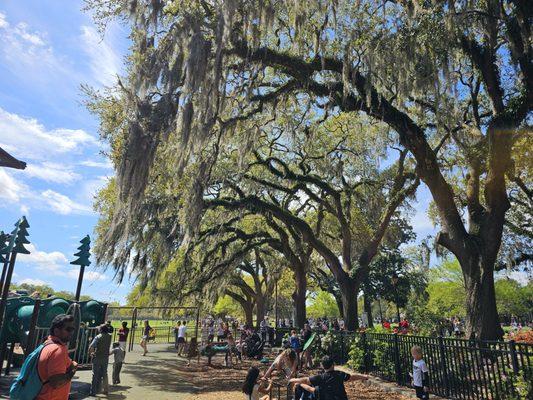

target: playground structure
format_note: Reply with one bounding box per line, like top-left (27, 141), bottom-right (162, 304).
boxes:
top-left (0, 295), bottom-right (107, 374)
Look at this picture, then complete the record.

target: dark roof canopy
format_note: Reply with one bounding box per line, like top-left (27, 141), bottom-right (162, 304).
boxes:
top-left (0, 147), bottom-right (26, 170)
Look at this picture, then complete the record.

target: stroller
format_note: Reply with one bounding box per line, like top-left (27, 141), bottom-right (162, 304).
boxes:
top-left (244, 332), bottom-right (265, 359)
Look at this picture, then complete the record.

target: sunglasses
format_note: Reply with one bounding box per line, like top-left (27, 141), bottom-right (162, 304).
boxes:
top-left (63, 327), bottom-right (75, 332)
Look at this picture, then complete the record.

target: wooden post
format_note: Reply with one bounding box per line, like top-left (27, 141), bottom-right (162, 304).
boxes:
top-left (25, 299), bottom-right (41, 357)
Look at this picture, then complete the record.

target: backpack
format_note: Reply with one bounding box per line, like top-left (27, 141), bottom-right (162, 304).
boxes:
top-left (10, 340), bottom-right (55, 400)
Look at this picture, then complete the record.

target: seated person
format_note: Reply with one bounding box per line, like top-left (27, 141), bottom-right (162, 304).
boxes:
top-left (265, 348), bottom-right (298, 379)
top-left (289, 356), bottom-right (369, 400)
top-left (242, 366), bottom-right (272, 400)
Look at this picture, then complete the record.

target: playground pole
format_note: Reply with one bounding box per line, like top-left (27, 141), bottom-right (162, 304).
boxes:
top-left (74, 265), bottom-right (85, 302)
top-left (0, 256), bottom-right (9, 295)
top-left (0, 252), bottom-right (18, 334)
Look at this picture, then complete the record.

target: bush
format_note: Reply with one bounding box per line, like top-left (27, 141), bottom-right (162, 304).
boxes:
top-left (346, 336), bottom-right (365, 371)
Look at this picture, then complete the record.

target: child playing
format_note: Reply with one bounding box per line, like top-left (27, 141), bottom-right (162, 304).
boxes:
top-left (242, 366), bottom-right (273, 400)
top-left (410, 345), bottom-right (429, 399)
top-left (289, 329), bottom-right (301, 368)
top-left (109, 342), bottom-right (125, 385)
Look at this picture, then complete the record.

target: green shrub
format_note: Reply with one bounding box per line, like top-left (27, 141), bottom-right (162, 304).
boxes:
top-left (347, 336), bottom-right (365, 371)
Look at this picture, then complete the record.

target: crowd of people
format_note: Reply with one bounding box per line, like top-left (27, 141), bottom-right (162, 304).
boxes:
top-left (11, 313), bottom-right (436, 400)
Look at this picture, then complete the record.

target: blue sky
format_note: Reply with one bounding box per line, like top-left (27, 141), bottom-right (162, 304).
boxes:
top-left (0, 1), bottom-right (132, 303)
top-left (5, 1), bottom-right (523, 306)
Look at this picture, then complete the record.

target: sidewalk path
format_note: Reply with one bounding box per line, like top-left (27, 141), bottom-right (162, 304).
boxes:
top-left (69, 343), bottom-right (194, 399)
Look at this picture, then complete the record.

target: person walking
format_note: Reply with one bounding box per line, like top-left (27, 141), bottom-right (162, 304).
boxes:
top-left (177, 321), bottom-right (187, 356)
top-left (117, 321), bottom-right (130, 354)
top-left (109, 342), bottom-right (125, 385)
top-left (174, 321), bottom-right (181, 349)
top-left (35, 314), bottom-right (78, 399)
top-left (89, 324), bottom-right (112, 396)
top-left (140, 320), bottom-right (152, 356)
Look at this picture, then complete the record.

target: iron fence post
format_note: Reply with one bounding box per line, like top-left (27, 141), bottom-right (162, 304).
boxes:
top-left (362, 331), bottom-right (370, 373)
top-left (393, 333), bottom-right (402, 385)
top-left (509, 340), bottom-right (519, 375)
top-left (438, 336), bottom-right (450, 397)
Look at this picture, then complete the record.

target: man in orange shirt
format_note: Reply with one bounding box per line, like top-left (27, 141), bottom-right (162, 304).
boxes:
top-left (37, 314), bottom-right (78, 400)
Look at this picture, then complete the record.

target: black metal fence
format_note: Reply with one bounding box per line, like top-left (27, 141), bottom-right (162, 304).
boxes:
top-left (313, 331), bottom-right (532, 400)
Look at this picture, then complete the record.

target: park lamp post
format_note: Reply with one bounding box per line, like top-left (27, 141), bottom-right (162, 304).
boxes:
top-left (391, 272), bottom-right (401, 323)
top-left (71, 235), bottom-right (91, 302)
top-left (0, 217), bottom-right (31, 333)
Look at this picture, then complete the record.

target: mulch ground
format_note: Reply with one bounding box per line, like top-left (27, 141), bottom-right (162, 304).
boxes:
top-left (178, 354), bottom-right (411, 400)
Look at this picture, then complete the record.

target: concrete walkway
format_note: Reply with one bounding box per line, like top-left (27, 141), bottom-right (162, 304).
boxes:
top-left (71, 343), bottom-right (195, 399)
top-left (0, 344), bottom-right (195, 399)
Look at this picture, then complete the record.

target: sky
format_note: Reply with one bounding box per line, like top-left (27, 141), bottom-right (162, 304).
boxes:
top-left (1, 2), bottom-right (525, 306)
top-left (0, 0), bottom-right (132, 303)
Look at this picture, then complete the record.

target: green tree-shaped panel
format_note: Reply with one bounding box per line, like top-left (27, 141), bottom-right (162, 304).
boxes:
top-left (11, 216), bottom-right (31, 254)
top-left (70, 235), bottom-right (91, 266)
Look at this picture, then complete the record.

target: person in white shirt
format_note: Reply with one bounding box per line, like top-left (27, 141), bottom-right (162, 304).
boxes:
top-left (411, 345), bottom-right (430, 399)
top-left (177, 321), bottom-right (187, 356)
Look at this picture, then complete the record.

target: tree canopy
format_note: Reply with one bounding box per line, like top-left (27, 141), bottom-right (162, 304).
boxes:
top-left (88, 0), bottom-right (532, 339)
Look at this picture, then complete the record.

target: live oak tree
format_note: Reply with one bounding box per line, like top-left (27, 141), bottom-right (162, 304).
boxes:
top-left (88, 0), bottom-right (531, 339)
top-left (200, 113), bottom-right (418, 330)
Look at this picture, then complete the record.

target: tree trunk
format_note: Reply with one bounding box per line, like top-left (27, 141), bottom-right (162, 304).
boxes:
top-left (339, 278), bottom-right (358, 331)
top-left (335, 295), bottom-right (344, 317)
top-left (364, 295), bottom-right (374, 328)
top-left (255, 296), bottom-right (266, 329)
top-left (244, 302), bottom-right (254, 327)
top-left (462, 255), bottom-right (504, 340)
top-left (292, 267), bottom-right (307, 328)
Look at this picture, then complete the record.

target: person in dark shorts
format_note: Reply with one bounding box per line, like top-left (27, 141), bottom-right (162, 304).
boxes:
top-left (289, 356), bottom-right (368, 400)
top-left (410, 345), bottom-right (430, 399)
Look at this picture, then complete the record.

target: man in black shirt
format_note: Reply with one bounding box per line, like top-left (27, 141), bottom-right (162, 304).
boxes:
top-left (289, 356), bottom-right (369, 400)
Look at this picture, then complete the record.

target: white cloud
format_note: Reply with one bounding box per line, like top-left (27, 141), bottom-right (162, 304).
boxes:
top-left (26, 162), bottom-right (81, 184)
top-left (19, 278), bottom-right (49, 286)
top-left (80, 159), bottom-right (113, 169)
top-left (0, 169), bottom-right (28, 202)
top-left (67, 268), bottom-right (107, 282)
top-left (41, 190), bottom-right (92, 215)
top-left (20, 204), bottom-right (30, 215)
top-left (18, 243), bottom-right (69, 272)
top-left (81, 26), bottom-right (121, 87)
top-left (13, 22), bottom-right (46, 46)
top-left (0, 12), bottom-right (8, 29)
top-left (0, 107), bottom-right (96, 161)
